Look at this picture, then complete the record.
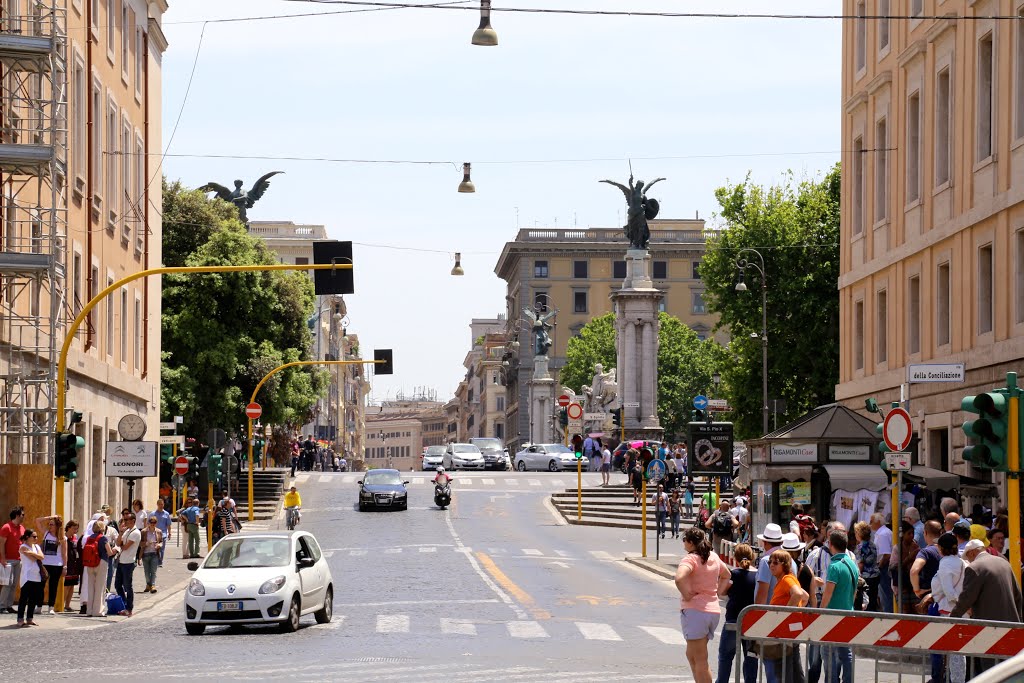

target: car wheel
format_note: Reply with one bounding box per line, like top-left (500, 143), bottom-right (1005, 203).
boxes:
top-left (399, 504), bottom-right (408, 511)
top-left (548, 459), bottom-right (559, 472)
top-left (358, 502), bottom-right (366, 512)
top-left (517, 460), bottom-right (527, 472)
top-left (314, 587), bottom-right (333, 624)
top-left (185, 623), bottom-right (205, 636)
top-left (280, 595), bottom-right (301, 633)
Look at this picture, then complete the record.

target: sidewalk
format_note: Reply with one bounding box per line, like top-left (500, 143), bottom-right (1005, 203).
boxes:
top-left (624, 551), bottom-right (682, 580)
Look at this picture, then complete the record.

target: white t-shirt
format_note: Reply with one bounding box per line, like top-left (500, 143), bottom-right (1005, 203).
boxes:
top-left (19, 544), bottom-right (41, 584)
top-left (602, 448), bottom-right (611, 465)
top-left (134, 510), bottom-right (148, 530)
top-left (41, 531), bottom-right (63, 567)
top-left (731, 505), bottom-right (749, 526)
top-left (873, 525), bottom-right (894, 557)
top-left (118, 528), bottom-right (141, 564)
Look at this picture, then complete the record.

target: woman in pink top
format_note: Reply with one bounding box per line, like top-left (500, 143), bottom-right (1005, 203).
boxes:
top-left (675, 527), bottom-right (731, 683)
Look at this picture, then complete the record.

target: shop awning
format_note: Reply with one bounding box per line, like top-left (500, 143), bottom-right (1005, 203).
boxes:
top-left (904, 466), bottom-right (958, 490)
top-left (820, 464), bottom-right (889, 492)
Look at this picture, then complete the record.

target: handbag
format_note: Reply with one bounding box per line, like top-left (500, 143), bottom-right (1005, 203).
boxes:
top-left (0, 563), bottom-right (10, 585)
top-left (37, 560), bottom-right (48, 582)
top-left (755, 641), bottom-right (792, 660)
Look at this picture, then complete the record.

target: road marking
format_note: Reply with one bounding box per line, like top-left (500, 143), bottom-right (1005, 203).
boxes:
top-left (342, 475), bottom-right (355, 483)
top-left (349, 550), bottom-right (367, 556)
top-left (507, 620), bottom-right (548, 638)
top-left (550, 479), bottom-right (565, 487)
top-left (522, 549), bottom-right (543, 556)
top-left (482, 478), bottom-right (494, 485)
top-left (506, 479), bottom-right (519, 486)
top-left (639, 625), bottom-right (686, 645)
top-left (376, 614), bottom-right (410, 633)
top-left (295, 475), bottom-right (309, 484)
top-left (384, 548), bottom-right (402, 554)
top-left (589, 550), bottom-right (617, 561)
top-left (323, 551), bottom-right (334, 558)
top-left (440, 617), bottom-right (477, 635)
top-left (528, 479), bottom-right (541, 486)
top-left (461, 478), bottom-right (472, 485)
top-left (321, 615), bottom-right (347, 630)
top-left (419, 546), bottom-right (437, 553)
top-left (333, 599), bottom-right (500, 607)
top-left (445, 506), bottom-right (527, 621)
top-left (318, 475), bottom-right (330, 483)
top-left (576, 622), bottom-right (622, 641)
top-left (474, 552), bottom-right (550, 620)
top-left (554, 549), bottom-right (570, 557)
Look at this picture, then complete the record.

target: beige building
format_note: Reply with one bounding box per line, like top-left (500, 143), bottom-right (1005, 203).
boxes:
top-left (0, 0), bottom-right (167, 522)
top-left (455, 318), bottom-right (508, 443)
top-left (837, 0), bottom-right (1024, 482)
top-left (364, 399), bottom-right (444, 470)
top-left (494, 220), bottom-right (723, 450)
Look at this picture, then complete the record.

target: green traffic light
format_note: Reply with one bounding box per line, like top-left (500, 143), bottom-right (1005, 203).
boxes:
top-left (961, 390), bottom-right (1010, 470)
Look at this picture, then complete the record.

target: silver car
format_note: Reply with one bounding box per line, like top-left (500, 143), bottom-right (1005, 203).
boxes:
top-left (514, 443), bottom-right (588, 472)
top-left (422, 445), bottom-right (446, 471)
top-left (442, 443), bottom-right (485, 470)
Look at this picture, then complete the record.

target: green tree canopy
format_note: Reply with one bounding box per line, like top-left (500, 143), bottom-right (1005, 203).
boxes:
top-left (161, 180), bottom-right (327, 439)
top-left (699, 166), bottom-right (840, 440)
top-left (561, 312), bottom-right (728, 440)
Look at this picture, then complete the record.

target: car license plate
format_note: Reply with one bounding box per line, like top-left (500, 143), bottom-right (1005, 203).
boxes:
top-left (217, 601), bottom-right (241, 611)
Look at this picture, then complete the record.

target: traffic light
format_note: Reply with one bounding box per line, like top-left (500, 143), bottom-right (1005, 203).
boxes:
top-left (208, 451), bottom-right (223, 483)
top-left (876, 421), bottom-right (891, 471)
top-left (692, 409), bottom-right (705, 423)
top-left (962, 390), bottom-right (1009, 470)
top-left (160, 444), bottom-right (174, 464)
top-left (558, 408), bottom-right (569, 428)
top-left (611, 407), bottom-right (622, 428)
top-left (571, 434), bottom-right (584, 459)
top-left (312, 240), bottom-right (354, 295)
top-left (55, 431), bottom-right (84, 480)
top-left (374, 349), bottom-right (394, 375)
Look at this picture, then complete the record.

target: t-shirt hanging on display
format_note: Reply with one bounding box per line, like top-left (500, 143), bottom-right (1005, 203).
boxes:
top-left (856, 491), bottom-right (879, 524)
top-left (831, 490), bottom-right (857, 530)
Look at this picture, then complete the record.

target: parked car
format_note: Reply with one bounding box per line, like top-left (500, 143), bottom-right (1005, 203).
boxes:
top-left (357, 469), bottom-right (410, 511)
top-left (443, 443), bottom-right (485, 470)
top-left (469, 437), bottom-right (509, 471)
top-left (183, 531), bottom-right (333, 635)
top-left (514, 443), bottom-right (587, 472)
top-left (422, 445), bottom-right (446, 471)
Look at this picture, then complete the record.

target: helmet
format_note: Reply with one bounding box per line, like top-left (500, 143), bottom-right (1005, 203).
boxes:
top-left (436, 467), bottom-right (445, 474)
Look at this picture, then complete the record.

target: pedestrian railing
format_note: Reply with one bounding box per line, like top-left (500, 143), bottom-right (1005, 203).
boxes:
top-left (732, 604), bottom-right (1024, 683)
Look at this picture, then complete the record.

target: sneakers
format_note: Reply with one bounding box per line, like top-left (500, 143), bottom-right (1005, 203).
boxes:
top-left (47, 607), bottom-right (55, 615)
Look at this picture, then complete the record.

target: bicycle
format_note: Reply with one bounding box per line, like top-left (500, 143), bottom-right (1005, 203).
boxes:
top-left (285, 506), bottom-right (300, 530)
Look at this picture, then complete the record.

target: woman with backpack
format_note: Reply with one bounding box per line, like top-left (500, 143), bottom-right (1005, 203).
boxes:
top-left (82, 520), bottom-right (114, 617)
top-left (630, 457), bottom-right (643, 506)
top-left (668, 490), bottom-right (683, 539)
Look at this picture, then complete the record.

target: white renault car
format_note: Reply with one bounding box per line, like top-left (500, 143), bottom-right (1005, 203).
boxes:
top-left (183, 531), bottom-right (333, 634)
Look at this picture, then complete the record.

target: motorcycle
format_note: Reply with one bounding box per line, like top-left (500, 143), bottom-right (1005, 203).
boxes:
top-left (433, 482), bottom-right (451, 510)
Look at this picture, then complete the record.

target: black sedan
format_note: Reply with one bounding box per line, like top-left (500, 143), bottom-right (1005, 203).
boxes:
top-left (357, 469), bottom-right (409, 511)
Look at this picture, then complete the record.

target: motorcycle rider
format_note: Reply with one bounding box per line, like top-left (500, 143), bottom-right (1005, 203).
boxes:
top-left (283, 486), bottom-right (302, 528)
top-left (433, 466), bottom-right (452, 487)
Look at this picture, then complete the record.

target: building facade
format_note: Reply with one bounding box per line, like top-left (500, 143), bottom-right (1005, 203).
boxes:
top-left (364, 399), bottom-right (445, 470)
top-left (836, 0), bottom-right (1024, 484)
top-left (455, 318), bottom-right (507, 444)
top-left (493, 220), bottom-right (723, 450)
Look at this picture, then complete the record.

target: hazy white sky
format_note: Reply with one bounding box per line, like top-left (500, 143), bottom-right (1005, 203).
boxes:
top-left (159, 0), bottom-right (841, 403)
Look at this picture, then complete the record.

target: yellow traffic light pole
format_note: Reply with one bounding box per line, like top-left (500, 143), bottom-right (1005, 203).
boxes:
top-left (53, 262), bottom-right (352, 518)
top-left (245, 358), bottom-right (384, 522)
top-left (1008, 373), bottom-right (1021, 586)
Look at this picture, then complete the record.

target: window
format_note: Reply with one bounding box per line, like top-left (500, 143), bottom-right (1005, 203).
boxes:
top-left (533, 260), bottom-right (548, 278)
top-left (134, 294), bottom-right (141, 370)
top-left (875, 117), bottom-right (888, 223)
top-left (692, 261), bottom-right (701, 279)
top-left (72, 252), bottom-right (82, 316)
top-left (692, 291), bottom-right (706, 315)
top-left (653, 261), bottom-right (667, 279)
top-left (1017, 230), bottom-right (1024, 323)
top-left (91, 80), bottom-right (103, 200)
top-left (936, 67), bottom-right (951, 185)
top-left (121, 122), bottom-right (131, 231)
top-left (574, 290), bottom-right (588, 313)
top-left (854, 300), bottom-right (864, 371)
top-left (294, 257), bottom-right (308, 265)
top-left (123, 7), bottom-right (132, 81)
top-left (978, 33), bottom-right (994, 161)
top-left (107, 0), bottom-right (116, 61)
top-left (853, 136), bottom-right (864, 235)
top-left (534, 292), bottom-right (548, 312)
top-left (908, 275), bottom-right (921, 355)
top-left (878, 0), bottom-right (890, 52)
top-left (105, 100), bottom-right (117, 224)
top-left (72, 57), bottom-right (86, 181)
top-left (658, 299), bottom-right (667, 313)
top-left (495, 423), bottom-right (504, 439)
top-left (912, 0), bottom-right (922, 16)
top-left (496, 396), bottom-right (505, 411)
top-left (106, 276), bottom-right (114, 357)
top-left (120, 289), bottom-right (128, 363)
top-left (1017, 8), bottom-right (1024, 140)
top-left (135, 136), bottom-right (144, 250)
top-left (979, 244), bottom-right (994, 334)
top-left (937, 262), bottom-right (951, 346)
top-left (907, 92), bottom-right (921, 203)
top-left (876, 289), bottom-right (887, 363)
top-left (135, 27), bottom-right (144, 97)
top-left (855, 1), bottom-right (866, 71)
top-left (573, 260), bottom-right (588, 278)
top-left (613, 260), bottom-right (626, 279)
top-left (91, 0), bottom-right (99, 33)
top-left (89, 264), bottom-right (98, 337)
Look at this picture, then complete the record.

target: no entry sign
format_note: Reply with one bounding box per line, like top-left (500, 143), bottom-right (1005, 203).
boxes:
top-left (174, 455), bottom-right (189, 476)
top-left (557, 394), bottom-right (571, 407)
top-left (245, 402), bottom-right (262, 420)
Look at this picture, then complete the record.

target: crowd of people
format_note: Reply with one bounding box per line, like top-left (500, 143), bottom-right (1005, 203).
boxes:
top-left (674, 496), bottom-right (1024, 683)
top-left (289, 434), bottom-right (346, 476)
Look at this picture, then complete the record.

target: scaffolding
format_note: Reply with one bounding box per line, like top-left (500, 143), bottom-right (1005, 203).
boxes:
top-left (0, 0), bottom-right (67, 465)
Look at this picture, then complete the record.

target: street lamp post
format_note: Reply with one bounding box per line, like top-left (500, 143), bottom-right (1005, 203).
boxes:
top-left (735, 249), bottom-right (769, 436)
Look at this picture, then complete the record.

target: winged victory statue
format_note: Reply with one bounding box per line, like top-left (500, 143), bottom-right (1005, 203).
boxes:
top-left (600, 174), bottom-right (666, 249)
top-left (523, 306), bottom-right (558, 358)
top-left (199, 171), bottom-right (284, 225)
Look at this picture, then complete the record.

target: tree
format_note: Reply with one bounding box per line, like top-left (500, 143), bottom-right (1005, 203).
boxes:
top-left (161, 181), bottom-right (327, 440)
top-left (699, 166), bottom-right (840, 440)
top-left (561, 312), bottom-right (728, 440)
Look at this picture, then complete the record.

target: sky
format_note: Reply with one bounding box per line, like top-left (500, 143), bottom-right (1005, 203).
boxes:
top-left (158, 0), bottom-right (842, 404)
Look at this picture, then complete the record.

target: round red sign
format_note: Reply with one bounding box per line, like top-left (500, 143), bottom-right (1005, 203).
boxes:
top-left (174, 455), bottom-right (189, 476)
top-left (883, 407), bottom-right (912, 452)
top-left (557, 394), bottom-right (571, 407)
top-left (245, 402), bottom-right (262, 420)
top-left (566, 403), bottom-right (584, 420)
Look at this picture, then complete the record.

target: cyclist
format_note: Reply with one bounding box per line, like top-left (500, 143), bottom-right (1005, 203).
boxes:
top-left (284, 486), bottom-right (302, 530)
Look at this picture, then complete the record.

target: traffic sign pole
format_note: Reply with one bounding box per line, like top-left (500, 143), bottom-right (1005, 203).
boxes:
top-left (577, 457), bottom-right (582, 522)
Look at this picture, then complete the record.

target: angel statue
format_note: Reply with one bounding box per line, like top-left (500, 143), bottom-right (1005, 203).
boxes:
top-left (599, 174), bottom-right (666, 249)
top-left (523, 306), bottom-right (558, 358)
top-left (199, 171), bottom-right (284, 225)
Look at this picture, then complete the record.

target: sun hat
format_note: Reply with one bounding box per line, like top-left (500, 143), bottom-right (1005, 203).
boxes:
top-left (757, 523), bottom-right (784, 543)
top-left (964, 539), bottom-right (986, 553)
top-left (781, 533), bottom-right (804, 552)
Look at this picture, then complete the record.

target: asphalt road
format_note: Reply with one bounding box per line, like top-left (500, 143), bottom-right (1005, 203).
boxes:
top-left (16, 470), bottom-right (693, 682)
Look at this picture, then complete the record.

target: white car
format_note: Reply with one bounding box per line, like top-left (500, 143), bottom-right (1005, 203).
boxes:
top-left (183, 531), bottom-right (333, 635)
top-left (443, 443), bottom-right (485, 470)
top-left (422, 445), bottom-right (446, 471)
top-left (514, 443), bottom-right (588, 471)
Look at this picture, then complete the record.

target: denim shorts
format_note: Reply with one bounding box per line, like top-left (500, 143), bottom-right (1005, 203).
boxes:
top-left (680, 608), bottom-right (720, 641)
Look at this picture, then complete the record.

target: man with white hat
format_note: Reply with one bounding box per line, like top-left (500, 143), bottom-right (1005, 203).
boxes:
top-left (754, 523), bottom-right (796, 605)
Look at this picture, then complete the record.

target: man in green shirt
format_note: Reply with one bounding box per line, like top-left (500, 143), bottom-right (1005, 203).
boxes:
top-left (820, 530), bottom-right (858, 683)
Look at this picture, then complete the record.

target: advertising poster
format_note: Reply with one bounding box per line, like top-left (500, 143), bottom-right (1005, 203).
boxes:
top-left (778, 481), bottom-right (810, 507)
top-left (688, 422), bottom-right (734, 477)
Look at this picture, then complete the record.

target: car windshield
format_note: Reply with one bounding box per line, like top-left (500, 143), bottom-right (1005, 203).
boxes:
top-left (472, 439), bottom-right (503, 453)
top-left (204, 537), bottom-right (291, 569)
top-left (364, 470), bottom-right (403, 485)
top-left (543, 444), bottom-right (572, 453)
top-left (425, 446), bottom-right (446, 456)
top-left (453, 445), bottom-right (480, 454)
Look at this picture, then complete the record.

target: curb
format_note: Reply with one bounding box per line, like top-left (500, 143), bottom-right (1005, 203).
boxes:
top-left (624, 555), bottom-right (675, 580)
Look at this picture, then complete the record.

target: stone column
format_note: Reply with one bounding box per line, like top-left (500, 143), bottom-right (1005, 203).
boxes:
top-left (641, 320), bottom-right (658, 428)
top-left (625, 320), bottom-right (637, 426)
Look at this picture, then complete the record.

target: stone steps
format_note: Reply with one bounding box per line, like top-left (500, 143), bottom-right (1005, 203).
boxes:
top-left (551, 483), bottom-right (718, 530)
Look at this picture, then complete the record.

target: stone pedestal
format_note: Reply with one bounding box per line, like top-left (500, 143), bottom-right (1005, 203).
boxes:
top-left (611, 249), bottom-right (664, 442)
top-left (528, 356), bottom-right (556, 444)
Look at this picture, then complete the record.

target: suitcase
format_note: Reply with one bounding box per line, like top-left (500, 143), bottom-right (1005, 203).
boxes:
top-left (106, 593), bottom-right (126, 615)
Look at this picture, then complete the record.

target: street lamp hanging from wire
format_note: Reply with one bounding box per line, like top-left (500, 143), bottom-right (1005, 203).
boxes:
top-left (472, 0), bottom-right (498, 45)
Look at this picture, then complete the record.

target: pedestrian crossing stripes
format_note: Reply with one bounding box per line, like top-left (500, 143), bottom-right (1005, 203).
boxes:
top-left (376, 614), bottom-right (410, 633)
top-left (576, 621), bottom-right (622, 641)
top-left (324, 546), bottom-right (622, 562)
top-left (507, 620), bottom-right (547, 638)
top-left (295, 473), bottom-right (609, 489)
top-left (638, 625), bottom-right (686, 645)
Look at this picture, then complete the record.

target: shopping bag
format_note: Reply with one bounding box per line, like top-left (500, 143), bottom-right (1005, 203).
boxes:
top-left (106, 593), bottom-right (126, 615)
top-left (0, 563), bottom-right (9, 585)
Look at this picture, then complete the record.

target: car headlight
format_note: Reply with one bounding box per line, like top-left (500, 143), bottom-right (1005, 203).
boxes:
top-left (188, 578), bottom-right (205, 596)
top-left (361, 491), bottom-right (372, 499)
top-left (259, 575), bottom-right (287, 594)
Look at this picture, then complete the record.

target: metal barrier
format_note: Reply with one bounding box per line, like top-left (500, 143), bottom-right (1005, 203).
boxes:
top-left (732, 604), bottom-right (1024, 683)
top-left (720, 539), bottom-right (762, 567)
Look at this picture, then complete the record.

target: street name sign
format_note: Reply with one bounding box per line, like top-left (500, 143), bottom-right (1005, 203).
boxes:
top-left (158, 434), bottom-right (185, 446)
top-left (105, 441), bottom-right (158, 478)
top-left (584, 412), bottom-right (606, 421)
top-left (907, 363), bottom-right (965, 383)
top-left (707, 399), bottom-right (731, 410)
top-left (883, 407), bottom-right (913, 452)
top-left (623, 401), bottom-right (640, 408)
top-left (159, 421), bottom-right (176, 430)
